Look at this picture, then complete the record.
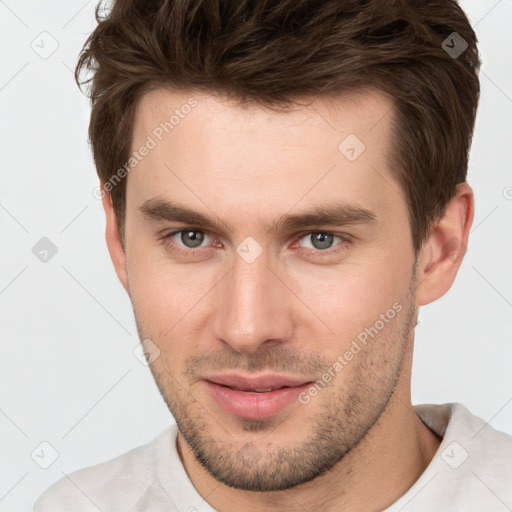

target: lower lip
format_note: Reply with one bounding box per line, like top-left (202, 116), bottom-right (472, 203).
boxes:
top-left (204, 381), bottom-right (312, 420)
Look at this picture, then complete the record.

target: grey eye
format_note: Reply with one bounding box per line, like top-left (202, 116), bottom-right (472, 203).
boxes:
top-left (310, 233), bottom-right (334, 250)
top-left (180, 230), bottom-right (205, 248)
top-left (298, 232), bottom-right (341, 251)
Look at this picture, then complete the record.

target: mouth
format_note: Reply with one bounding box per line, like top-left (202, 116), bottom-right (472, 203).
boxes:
top-left (203, 373), bottom-right (313, 420)
top-left (222, 386), bottom-right (289, 393)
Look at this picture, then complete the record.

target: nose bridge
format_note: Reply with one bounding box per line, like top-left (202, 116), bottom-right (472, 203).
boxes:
top-left (212, 251), bottom-right (287, 352)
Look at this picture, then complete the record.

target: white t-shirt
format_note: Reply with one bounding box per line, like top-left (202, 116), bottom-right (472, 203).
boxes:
top-left (33, 403), bottom-right (512, 511)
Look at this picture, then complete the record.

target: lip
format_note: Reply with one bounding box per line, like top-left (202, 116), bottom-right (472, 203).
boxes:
top-left (203, 373), bottom-right (313, 420)
top-left (205, 373), bottom-right (310, 391)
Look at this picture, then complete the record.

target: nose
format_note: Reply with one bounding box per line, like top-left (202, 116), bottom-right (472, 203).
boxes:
top-left (210, 248), bottom-right (295, 353)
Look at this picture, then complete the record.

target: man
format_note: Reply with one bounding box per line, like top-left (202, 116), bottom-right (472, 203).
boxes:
top-left (34, 0), bottom-right (512, 510)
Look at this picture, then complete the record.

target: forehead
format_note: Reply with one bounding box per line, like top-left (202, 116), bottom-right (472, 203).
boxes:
top-left (127, 87), bottom-right (405, 234)
top-left (133, 87), bottom-right (394, 145)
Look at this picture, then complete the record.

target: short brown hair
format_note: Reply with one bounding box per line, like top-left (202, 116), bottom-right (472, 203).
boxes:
top-left (75, 0), bottom-right (480, 254)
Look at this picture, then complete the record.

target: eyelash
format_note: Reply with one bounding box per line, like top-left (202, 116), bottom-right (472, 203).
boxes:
top-left (158, 229), bottom-right (350, 259)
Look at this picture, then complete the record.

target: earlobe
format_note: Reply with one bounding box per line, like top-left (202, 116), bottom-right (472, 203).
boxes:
top-left (100, 183), bottom-right (129, 293)
top-left (415, 183), bottom-right (474, 307)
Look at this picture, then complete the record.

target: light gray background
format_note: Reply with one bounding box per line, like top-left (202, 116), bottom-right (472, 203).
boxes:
top-left (1, 1), bottom-right (511, 510)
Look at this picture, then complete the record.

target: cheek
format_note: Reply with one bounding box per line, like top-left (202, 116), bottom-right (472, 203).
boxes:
top-left (128, 268), bottom-right (205, 378)
top-left (287, 254), bottom-right (412, 350)
top-left (127, 251), bottom-right (217, 341)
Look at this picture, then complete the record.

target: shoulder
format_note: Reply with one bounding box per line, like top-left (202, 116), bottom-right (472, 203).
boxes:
top-left (33, 426), bottom-right (178, 512)
top-left (416, 402), bottom-right (512, 470)
top-left (390, 402), bottom-right (512, 511)
top-left (446, 402), bottom-right (512, 489)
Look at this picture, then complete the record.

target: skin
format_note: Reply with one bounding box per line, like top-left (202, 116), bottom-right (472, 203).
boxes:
top-left (102, 87), bottom-right (474, 511)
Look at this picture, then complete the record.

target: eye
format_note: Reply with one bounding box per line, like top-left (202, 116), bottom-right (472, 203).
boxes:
top-left (177, 230), bottom-right (207, 248)
top-left (159, 229), bottom-right (349, 260)
top-left (297, 232), bottom-right (345, 251)
top-left (163, 229), bottom-right (213, 251)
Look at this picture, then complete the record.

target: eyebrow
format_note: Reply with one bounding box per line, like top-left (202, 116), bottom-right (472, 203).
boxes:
top-left (139, 197), bottom-right (377, 233)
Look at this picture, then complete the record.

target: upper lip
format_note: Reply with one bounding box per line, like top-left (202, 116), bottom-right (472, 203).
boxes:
top-left (204, 373), bottom-right (311, 391)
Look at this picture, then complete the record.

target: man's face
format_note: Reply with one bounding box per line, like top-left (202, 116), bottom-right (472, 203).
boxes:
top-left (122, 88), bottom-right (419, 491)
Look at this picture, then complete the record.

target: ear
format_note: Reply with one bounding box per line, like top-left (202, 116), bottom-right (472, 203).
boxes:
top-left (415, 182), bottom-right (474, 307)
top-left (101, 182), bottom-right (129, 293)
